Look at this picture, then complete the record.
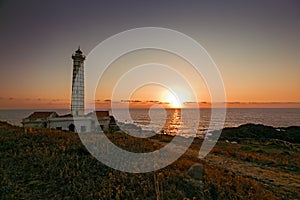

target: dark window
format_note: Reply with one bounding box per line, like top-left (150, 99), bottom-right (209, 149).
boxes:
top-left (69, 124), bottom-right (75, 132)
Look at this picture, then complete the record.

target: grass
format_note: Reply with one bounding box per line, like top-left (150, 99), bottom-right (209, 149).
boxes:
top-left (1, 121), bottom-right (299, 199)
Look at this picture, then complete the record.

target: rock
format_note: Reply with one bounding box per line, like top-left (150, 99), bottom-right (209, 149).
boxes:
top-left (187, 164), bottom-right (204, 181)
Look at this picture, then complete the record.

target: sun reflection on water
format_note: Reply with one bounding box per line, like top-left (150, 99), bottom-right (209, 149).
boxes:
top-left (160, 109), bottom-right (182, 136)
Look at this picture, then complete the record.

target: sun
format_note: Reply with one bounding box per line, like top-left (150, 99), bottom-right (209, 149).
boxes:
top-left (162, 91), bottom-right (182, 108)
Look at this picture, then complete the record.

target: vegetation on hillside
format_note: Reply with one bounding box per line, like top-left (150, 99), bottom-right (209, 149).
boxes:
top-left (1, 121), bottom-right (299, 199)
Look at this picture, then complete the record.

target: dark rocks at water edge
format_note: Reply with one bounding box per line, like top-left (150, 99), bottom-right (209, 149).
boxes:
top-left (218, 123), bottom-right (300, 143)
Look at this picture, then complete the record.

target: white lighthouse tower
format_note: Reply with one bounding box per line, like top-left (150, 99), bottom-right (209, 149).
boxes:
top-left (71, 47), bottom-right (85, 116)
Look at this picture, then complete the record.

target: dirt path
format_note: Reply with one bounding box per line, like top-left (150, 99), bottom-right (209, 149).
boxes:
top-left (151, 138), bottom-right (300, 199)
top-left (202, 153), bottom-right (300, 199)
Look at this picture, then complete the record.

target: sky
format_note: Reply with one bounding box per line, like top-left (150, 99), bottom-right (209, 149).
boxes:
top-left (0, 0), bottom-right (299, 109)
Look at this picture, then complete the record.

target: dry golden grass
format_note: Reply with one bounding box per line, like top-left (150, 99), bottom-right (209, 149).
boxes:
top-left (1, 121), bottom-right (299, 199)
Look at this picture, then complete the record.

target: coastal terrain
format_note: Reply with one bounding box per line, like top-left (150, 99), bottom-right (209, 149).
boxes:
top-left (1, 121), bottom-right (299, 199)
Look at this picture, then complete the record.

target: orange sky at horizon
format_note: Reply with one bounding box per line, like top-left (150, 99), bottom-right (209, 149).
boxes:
top-left (1, 47), bottom-right (299, 110)
top-left (1, 97), bottom-right (300, 110)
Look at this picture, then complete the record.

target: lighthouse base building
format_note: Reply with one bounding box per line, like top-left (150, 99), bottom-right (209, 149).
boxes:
top-left (22, 110), bottom-right (117, 133)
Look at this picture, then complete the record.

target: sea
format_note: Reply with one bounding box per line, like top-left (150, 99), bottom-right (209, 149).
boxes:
top-left (1, 108), bottom-right (299, 137)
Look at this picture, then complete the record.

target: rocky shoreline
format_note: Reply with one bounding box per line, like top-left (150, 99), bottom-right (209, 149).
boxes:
top-left (218, 123), bottom-right (300, 143)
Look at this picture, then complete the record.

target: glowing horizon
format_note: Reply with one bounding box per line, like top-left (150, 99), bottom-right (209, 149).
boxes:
top-left (1, 96), bottom-right (300, 110)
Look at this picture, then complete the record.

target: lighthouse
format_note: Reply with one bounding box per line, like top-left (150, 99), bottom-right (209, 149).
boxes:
top-left (71, 47), bottom-right (85, 116)
top-left (22, 47), bottom-right (117, 132)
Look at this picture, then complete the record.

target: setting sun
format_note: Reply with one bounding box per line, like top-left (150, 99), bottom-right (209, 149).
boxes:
top-left (162, 91), bottom-right (182, 108)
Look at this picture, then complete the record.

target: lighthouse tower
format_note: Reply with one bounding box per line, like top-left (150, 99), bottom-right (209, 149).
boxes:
top-left (71, 47), bottom-right (85, 116)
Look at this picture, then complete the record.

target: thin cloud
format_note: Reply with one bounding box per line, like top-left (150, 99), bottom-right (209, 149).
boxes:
top-left (159, 102), bottom-right (169, 104)
top-left (146, 100), bottom-right (160, 103)
top-left (227, 102), bottom-right (300, 105)
top-left (121, 100), bottom-right (142, 103)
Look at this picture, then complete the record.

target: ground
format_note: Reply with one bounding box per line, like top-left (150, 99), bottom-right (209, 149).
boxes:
top-left (0, 121), bottom-right (299, 199)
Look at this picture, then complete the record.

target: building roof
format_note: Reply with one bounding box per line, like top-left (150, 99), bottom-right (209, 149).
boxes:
top-left (75, 47), bottom-right (82, 54)
top-left (26, 111), bottom-right (57, 119)
top-left (95, 111), bottom-right (109, 118)
top-left (86, 111), bottom-right (110, 118)
top-left (58, 113), bottom-right (73, 118)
